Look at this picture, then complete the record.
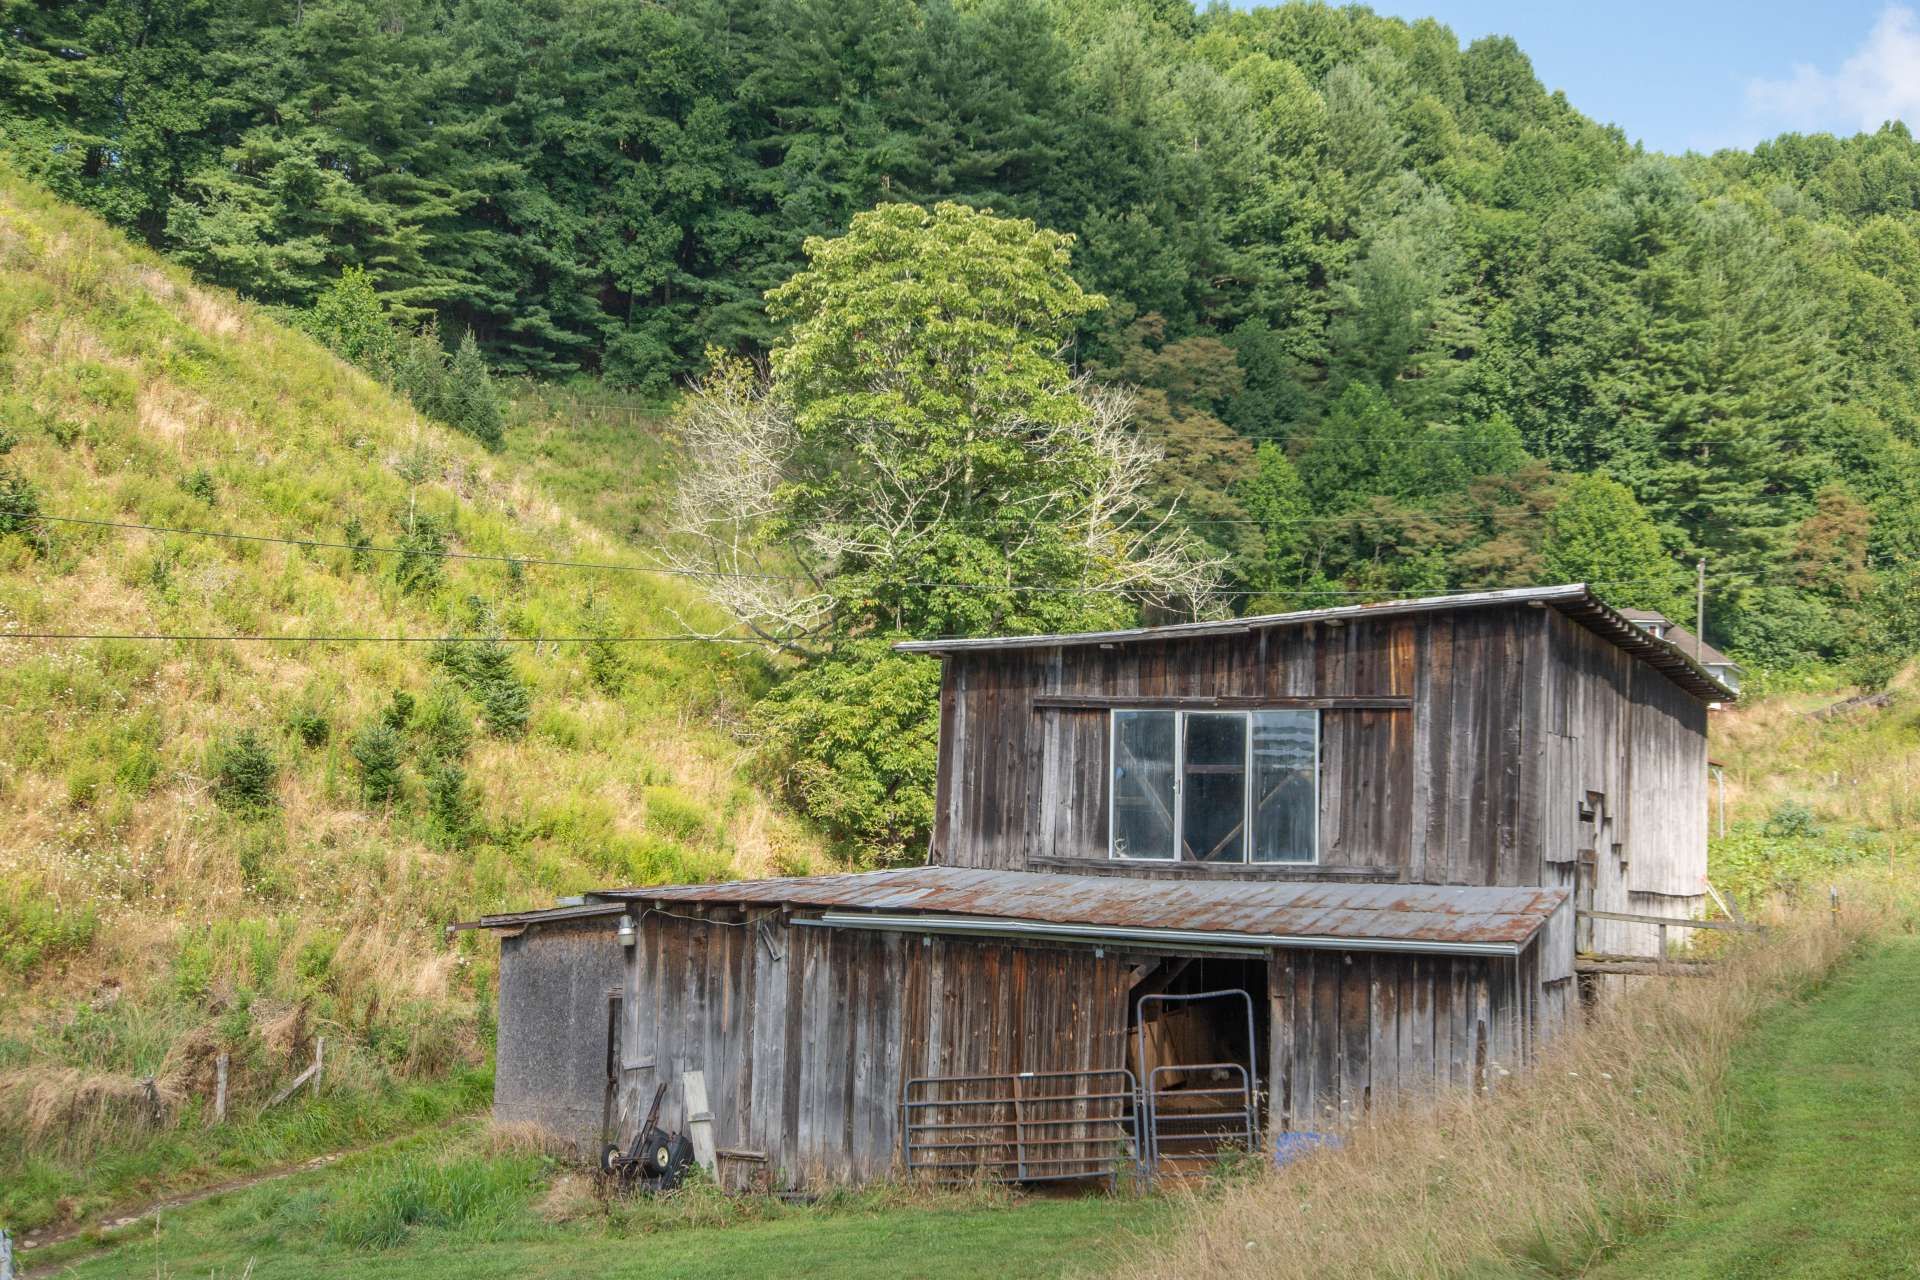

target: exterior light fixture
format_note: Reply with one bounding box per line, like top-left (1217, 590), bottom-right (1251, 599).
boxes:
top-left (617, 915), bottom-right (637, 948)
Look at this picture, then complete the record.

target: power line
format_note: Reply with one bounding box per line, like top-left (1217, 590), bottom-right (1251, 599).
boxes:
top-left (28, 512), bottom-right (1693, 599)
top-left (0, 631), bottom-right (760, 645)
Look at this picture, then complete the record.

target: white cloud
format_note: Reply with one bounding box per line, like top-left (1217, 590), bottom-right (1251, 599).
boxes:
top-left (1746, 5), bottom-right (1920, 135)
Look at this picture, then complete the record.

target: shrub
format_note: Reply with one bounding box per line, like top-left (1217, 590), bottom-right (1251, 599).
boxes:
top-left (181, 467), bottom-right (217, 504)
top-left (351, 721), bottom-right (407, 807)
top-left (210, 728), bottom-right (279, 817)
top-left (304, 267), bottom-right (399, 374)
top-left (289, 705), bottom-right (331, 748)
top-left (752, 640), bottom-right (940, 865)
top-left (1764, 800), bottom-right (1822, 838)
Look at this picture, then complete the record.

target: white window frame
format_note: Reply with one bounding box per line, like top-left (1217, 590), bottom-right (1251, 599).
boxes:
top-left (1107, 708), bottom-right (1321, 865)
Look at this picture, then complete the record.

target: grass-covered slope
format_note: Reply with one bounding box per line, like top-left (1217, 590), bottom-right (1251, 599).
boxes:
top-left (1706, 674), bottom-right (1920, 903)
top-left (0, 175), bottom-right (819, 1231)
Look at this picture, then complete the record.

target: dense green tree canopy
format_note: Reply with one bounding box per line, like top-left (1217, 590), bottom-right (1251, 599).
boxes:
top-left (10, 0), bottom-right (1920, 667)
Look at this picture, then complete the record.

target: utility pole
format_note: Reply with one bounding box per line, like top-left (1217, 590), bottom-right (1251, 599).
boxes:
top-left (1695, 558), bottom-right (1706, 661)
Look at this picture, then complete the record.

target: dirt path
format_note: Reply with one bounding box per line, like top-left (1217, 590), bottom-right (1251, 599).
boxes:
top-left (19, 1148), bottom-right (358, 1257)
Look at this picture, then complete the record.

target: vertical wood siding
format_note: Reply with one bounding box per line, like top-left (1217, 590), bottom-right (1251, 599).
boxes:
top-left (927, 604), bottom-right (1709, 922)
top-left (1267, 947), bottom-right (1534, 1132)
top-left (616, 911), bottom-right (1130, 1188)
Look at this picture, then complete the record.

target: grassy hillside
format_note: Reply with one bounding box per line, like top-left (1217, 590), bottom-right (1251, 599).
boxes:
top-left (1706, 676), bottom-right (1920, 904)
top-left (0, 174), bottom-right (821, 1232)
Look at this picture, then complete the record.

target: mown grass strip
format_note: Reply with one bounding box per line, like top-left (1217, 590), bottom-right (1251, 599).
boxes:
top-left (1584, 935), bottom-right (1920, 1280)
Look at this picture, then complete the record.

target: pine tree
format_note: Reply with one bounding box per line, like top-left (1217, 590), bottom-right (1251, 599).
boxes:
top-left (447, 331), bottom-right (504, 448)
top-left (424, 760), bottom-right (476, 847)
top-left (350, 722), bottom-right (407, 808)
top-left (462, 639), bottom-right (531, 739)
top-left (211, 729), bottom-right (279, 817)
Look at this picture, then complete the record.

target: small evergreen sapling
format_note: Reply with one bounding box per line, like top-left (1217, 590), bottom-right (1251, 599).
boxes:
top-left (350, 721), bottom-right (406, 807)
top-left (0, 425), bottom-right (43, 547)
top-left (211, 729), bottom-right (279, 817)
top-left (342, 516), bottom-right (374, 572)
top-left (424, 760), bottom-right (476, 846)
top-left (181, 468), bottom-right (217, 504)
top-left (393, 512), bottom-right (448, 596)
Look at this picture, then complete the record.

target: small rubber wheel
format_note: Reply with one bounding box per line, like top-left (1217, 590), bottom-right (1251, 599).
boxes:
top-left (599, 1143), bottom-right (622, 1177)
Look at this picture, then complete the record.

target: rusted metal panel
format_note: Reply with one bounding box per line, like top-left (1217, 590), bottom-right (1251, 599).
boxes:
top-left (601, 868), bottom-right (1564, 949)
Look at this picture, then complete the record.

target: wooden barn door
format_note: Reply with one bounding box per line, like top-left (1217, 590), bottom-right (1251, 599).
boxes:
top-left (899, 940), bottom-right (1134, 1183)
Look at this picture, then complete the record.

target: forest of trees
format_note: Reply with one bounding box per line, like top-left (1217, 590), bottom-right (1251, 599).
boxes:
top-left (11, 0), bottom-right (1920, 671)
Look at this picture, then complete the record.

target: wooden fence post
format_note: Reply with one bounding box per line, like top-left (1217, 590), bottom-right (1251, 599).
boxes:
top-left (215, 1053), bottom-right (228, 1124)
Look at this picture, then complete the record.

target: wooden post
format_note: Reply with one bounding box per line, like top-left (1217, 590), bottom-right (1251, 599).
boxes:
top-left (1695, 559), bottom-right (1706, 661)
top-left (1656, 922), bottom-right (1668, 971)
top-left (681, 1070), bottom-right (717, 1179)
top-left (215, 1053), bottom-right (228, 1124)
top-left (314, 1036), bottom-right (324, 1091)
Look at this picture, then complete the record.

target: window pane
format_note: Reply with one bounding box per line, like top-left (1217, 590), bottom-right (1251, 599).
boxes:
top-left (1112, 711), bottom-right (1176, 860)
top-left (1251, 710), bottom-right (1317, 863)
top-left (1182, 712), bottom-right (1247, 862)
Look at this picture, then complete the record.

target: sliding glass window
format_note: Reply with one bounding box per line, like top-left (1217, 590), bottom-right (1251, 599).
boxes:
top-left (1108, 709), bottom-right (1320, 864)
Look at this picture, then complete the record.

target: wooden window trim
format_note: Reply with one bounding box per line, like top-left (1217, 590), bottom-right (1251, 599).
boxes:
top-left (1036, 694), bottom-right (1410, 711)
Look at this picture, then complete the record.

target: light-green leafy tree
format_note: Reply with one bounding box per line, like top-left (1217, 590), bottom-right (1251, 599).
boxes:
top-left (1540, 473), bottom-right (1690, 619)
top-left (673, 201), bottom-right (1221, 861)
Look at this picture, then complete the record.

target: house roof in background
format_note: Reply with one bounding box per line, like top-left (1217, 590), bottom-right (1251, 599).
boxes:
top-left (893, 584), bottom-right (1734, 702)
top-left (1617, 608), bottom-right (1738, 669)
top-left (582, 866), bottom-right (1568, 958)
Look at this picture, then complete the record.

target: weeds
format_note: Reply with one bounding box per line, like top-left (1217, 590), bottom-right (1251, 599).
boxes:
top-left (1117, 872), bottom-right (1920, 1280)
top-left (0, 878), bottom-right (98, 978)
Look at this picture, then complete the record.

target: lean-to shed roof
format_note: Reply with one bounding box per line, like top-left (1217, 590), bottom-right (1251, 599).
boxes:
top-left (892, 583), bottom-right (1733, 702)
top-left (586, 867), bottom-right (1567, 958)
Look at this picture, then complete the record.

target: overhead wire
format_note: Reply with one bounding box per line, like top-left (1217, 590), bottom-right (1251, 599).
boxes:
top-left (24, 511), bottom-right (1698, 600)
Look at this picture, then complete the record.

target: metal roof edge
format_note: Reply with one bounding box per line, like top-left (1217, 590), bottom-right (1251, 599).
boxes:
top-left (795, 910), bottom-right (1533, 958)
top-left (891, 583), bottom-right (1734, 704)
top-left (448, 901), bottom-right (626, 933)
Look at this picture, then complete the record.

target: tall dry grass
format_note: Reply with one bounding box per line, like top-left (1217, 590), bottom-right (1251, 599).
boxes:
top-left (1119, 871), bottom-right (1920, 1280)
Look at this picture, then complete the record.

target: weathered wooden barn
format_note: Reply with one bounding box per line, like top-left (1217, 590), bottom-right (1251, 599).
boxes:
top-left (469, 584), bottom-right (1730, 1188)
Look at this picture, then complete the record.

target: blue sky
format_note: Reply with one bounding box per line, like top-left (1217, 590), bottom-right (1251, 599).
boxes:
top-left (1340, 2), bottom-right (1920, 153)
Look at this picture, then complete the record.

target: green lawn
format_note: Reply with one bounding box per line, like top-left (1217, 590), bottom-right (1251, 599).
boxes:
top-left (36, 1133), bottom-right (1177, 1280)
top-left (1588, 936), bottom-right (1920, 1280)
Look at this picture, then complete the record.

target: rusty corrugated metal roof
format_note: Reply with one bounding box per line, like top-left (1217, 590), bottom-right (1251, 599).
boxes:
top-left (891, 583), bottom-right (1734, 703)
top-left (595, 867), bottom-right (1565, 950)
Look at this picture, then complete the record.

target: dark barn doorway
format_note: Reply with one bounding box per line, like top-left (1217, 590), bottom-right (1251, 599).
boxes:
top-left (1127, 954), bottom-right (1269, 1173)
